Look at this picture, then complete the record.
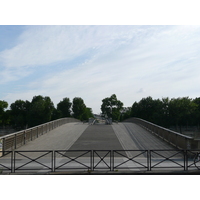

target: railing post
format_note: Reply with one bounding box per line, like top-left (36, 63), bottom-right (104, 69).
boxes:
top-left (91, 150), bottom-right (93, 171)
top-left (185, 150), bottom-right (188, 171)
top-left (149, 150), bottom-right (152, 171)
top-left (13, 151), bottom-right (16, 173)
top-left (14, 134), bottom-right (17, 149)
top-left (2, 138), bottom-right (5, 156)
top-left (52, 150), bottom-right (54, 172)
top-left (111, 150), bottom-right (114, 171)
top-left (54, 151), bottom-right (56, 172)
top-left (147, 150), bottom-right (150, 171)
top-left (11, 151), bottom-right (14, 173)
top-left (37, 127), bottom-right (39, 138)
top-left (31, 129), bottom-right (33, 141)
top-left (24, 131), bottom-right (26, 145)
top-left (110, 150), bottom-right (114, 171)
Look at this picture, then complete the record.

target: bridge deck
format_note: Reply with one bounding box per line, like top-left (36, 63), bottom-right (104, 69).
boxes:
top-left (9, 122), bottom-right (177, 152)
top-left (0, 122), bottom-right (191, 174)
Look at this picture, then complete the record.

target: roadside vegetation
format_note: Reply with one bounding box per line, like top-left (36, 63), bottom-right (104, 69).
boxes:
top-left (1, 94), bottom-right (200, 133)
top-left (122, 96), bottom-right (200, 133)
top-left (0, 95), bottom-right (93, 130)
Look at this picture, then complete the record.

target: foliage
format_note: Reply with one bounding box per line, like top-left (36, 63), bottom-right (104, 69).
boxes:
top-left (82, 107), bottom-right (94, 121)
top-left (128, 96), bottom-right (200, 132)
top-left (28, 95), bottom-right (55, 127)
top-left (72, 97), bottom-right (87, 120)
top-left (10, 100), bottom-right (30, 129)
top-left (0, 95), bottom-right (93, 130)
top-left (2, 94), bottom-right (200, 132)
top-left (101, 94), bottom-right (123, 121)
top-left (0, 100), bottom-right (9, 126)
top-left (57, 97), bottom-right (72, 118)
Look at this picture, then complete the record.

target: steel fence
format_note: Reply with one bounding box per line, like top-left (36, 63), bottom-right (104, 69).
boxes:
top-left (0, 149), bottom-right (200, 173)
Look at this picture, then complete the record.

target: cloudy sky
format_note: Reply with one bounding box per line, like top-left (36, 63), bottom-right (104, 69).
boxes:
top-left (1, 25), bottom-right (200, 113)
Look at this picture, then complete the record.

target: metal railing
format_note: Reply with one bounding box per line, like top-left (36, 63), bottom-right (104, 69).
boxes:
top-left (124, 118), bottom-right (199, 150)
top-left (1, 149), bottom-right (200, 173)
top-left (0, 118), bottom-right (80, 153)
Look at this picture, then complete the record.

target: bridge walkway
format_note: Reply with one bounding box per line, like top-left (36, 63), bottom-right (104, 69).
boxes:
top-left (9, 121), bottom-right (179, 159)
top-left (0, 121), bottom-right (190, 174)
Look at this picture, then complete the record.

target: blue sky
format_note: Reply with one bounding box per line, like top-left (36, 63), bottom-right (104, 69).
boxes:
top-left (1, 25), bottom-right (200, 114)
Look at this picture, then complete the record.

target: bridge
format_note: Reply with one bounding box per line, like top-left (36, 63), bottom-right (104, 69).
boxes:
top-left (0, 117), bottom-right (200, 174)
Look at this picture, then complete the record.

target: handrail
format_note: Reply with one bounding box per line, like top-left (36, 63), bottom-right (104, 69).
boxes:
top-left (123, 117), bottom-right (199, 150)
top-left (0, 118), bottom-right (80, 152)
top-left (1, 149), bottom-right (200, 173)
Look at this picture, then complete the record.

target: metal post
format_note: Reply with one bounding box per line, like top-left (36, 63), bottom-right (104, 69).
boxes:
top-left (2, 138), bottom-right (5, 156)
top-left (149, 150), bottom-right (152, 171)
top-left (52, 151), bottom-right (54, 172)
top-left (24, 131), bottom-right (26, 145)
top-left (54, 151), bottom-right (56, 172)
top-left (31, 129), bottom-right (33, 141)
top-left (37, 127), bottom-right (39, 138)
top-left (110, 150), bottom-right (112, 171)
top-left (185, 150), bottom-right (188, 171)
top-left (10, 151), bottom-right (13, 173)
top-left (147, 150), bottom-right (150, 171)
top-left (112, 150), bottom-right (114, 171)
top-left (14, 134), bottom-right (17, 149)
top-left (13, 151), bottom-right (16, 173)
top-left (91, 150), bottom-right (93, 171)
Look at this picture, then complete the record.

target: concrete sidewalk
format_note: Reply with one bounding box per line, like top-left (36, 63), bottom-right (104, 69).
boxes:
top-left (15, 122), bottom-right (89, 151)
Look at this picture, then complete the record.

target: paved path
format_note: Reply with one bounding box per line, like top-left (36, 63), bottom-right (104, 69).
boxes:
top-left (0, 121), bottom-right (191, 173)
top-left (7, 122), bottom-right (178, 154)
top-left (69, 124), bottom-right (124, 150)
top-left (15, 122), bottom-right (88, 151)
top-left (115, 122), bottom-right (182, 158)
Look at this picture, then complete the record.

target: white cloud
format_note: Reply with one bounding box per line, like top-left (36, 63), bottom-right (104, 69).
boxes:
top-left (1, 25), bottom-right (200, 113)
top-left (0, 26), bottom-right (142, 69)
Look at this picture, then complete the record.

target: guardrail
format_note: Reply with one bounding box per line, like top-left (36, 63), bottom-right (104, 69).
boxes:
top-left (0, 118), bottom-right (80, 153)
top-left (123, 118), bottom-right (199, 150)
top-left (0, 149), bottom-right (200, 173)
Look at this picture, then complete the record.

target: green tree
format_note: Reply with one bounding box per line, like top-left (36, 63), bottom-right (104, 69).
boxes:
top-left (193, 97), bottom-right (200, 128)
top-left (101, 94), bottom-right (123, 121)
top-left (57, 97), bottom-right (72, 118)
top-left (72, 97), bottom-right (86, 120)
top-left (10, 100), bottom-right (30, 129)
top-left (168, 97), bottom-right (196, 132)
top-left (121, 107), bottom-right (131, 121)
top-left (82, 107), bottom-right (93, 121)
top-left (28, 95), bottom-right (55, 127)
top-left (0, 100), bottom-right (9, 127)
top-left (132, 96), bottom-right (156, 121)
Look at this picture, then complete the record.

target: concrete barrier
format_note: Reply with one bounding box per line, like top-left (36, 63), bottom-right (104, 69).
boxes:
top-left (123, 118), bottom-right (199, 150)
top-left (0, 118), bottom-right (80, 153)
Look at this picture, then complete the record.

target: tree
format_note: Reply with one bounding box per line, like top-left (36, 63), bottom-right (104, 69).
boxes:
top-left (72, 97), bottom-right (86, 120)
top-left (0, 100), bottom-right (9, 127)
top-left (168, 97), bottom-right (196, 132)
top-left (28, 95), bottom-right (55, 127)
top-left (193, 97), bottom-right (200, 128)
top-left (10, 100), bottom-right (30, 129)
top-left (57, 97), bottom-right (72, 118)
top-left (82, 107), bottom-right (93, 121)
top-left (101, 94), bottom-right (123, 121)
top-left (120, 107), bottom-right (131, 121)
